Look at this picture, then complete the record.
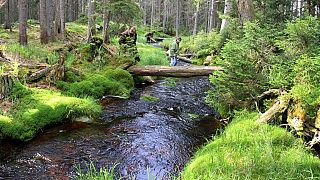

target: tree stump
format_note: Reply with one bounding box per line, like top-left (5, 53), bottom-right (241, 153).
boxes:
top-left (0, 74), bottom-right (15, 99)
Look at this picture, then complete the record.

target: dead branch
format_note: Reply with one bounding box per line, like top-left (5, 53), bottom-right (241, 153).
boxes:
top-left (257, 92), bottom-right (291, 123)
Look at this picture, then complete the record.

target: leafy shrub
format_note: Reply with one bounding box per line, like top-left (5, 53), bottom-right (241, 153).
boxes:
top-left (291, 55), bottom-right (320, 120)
top-left (207, 22), bottom-right (274, 116)
top-left (277, 16), bottom-right (320, 58)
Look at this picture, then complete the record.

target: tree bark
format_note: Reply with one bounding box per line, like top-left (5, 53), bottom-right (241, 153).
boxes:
top-left (19, 0), bottom-right (28, 46)
top-left (193, 1), bottom-right (200, 36)
top-left (127, 65), bottom-right (223, 77)
top-left (46, 0), bottom-right (54, 41)
top-left (0, 75), bottom-right (15, 100)
top-left (4, 0), bottom-right (11, 29)
top-left (60, 0), bottom-right (65, 41)
top-left (40, 0), bottom-right (48, 44)
top-left (220, 0), bottom-right (232, 33)
top-left (102, 0), bottom-right (111, 44)
top-left (237, 0), bottom-right (255, 26)
top-left (86, 0), bottom-right (96, 43)
top-left (175, 0), bottom-right (180, 37)
top-left (257, 93), bottom-right (291, 124)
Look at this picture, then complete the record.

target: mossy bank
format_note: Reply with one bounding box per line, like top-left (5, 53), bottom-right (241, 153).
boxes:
top-left (182, 111), bottom-right (320, 179)
top-left (0, 82), bottom-right (101, 141)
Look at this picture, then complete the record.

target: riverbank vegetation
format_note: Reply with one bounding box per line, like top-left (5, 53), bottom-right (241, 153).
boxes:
top-left (183, 110), bottom-right (320, 179)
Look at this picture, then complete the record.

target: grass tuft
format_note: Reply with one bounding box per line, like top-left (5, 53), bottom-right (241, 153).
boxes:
top-left (182, 110), bottom-right (320, 179)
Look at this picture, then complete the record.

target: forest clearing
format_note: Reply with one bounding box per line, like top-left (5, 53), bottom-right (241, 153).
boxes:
top-left (1, 0), bottom-right (320, 179)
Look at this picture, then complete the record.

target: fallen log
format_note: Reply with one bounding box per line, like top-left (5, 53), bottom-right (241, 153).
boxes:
top-left (177, 56), bottom-right (193, 63)
top-left (127, 65), bottom-right (223, 77)
top-left (257, 92), bottom-right (291, 124)
top-left (25, 65), bottom-right (56, 83)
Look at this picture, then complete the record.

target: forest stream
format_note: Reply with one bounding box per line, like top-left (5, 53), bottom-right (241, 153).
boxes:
top-left (0, 61), bottom-right (223, 179)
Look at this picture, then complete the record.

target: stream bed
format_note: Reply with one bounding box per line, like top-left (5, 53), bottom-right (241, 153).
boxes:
top-left (0, 75), bottom-right (223, 179)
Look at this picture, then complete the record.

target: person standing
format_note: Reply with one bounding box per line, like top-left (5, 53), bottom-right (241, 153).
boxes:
top-left (119, 26), bottom-right (140, 63)
top-left (169, 37), bottom-right (181, 66)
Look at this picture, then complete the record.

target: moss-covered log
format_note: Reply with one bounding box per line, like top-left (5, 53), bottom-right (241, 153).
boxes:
top-left (127, 65), bottom-right (223, 77)
top-left (257, 92), bottom-right (291, 124)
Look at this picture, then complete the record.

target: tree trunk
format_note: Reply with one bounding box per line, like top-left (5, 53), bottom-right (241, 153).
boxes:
top-left (40, 0), bottom-right (48, 44)
top-left (163, 0), bottom-right (168, 32)
top-left (86, 0), bottom-right (96, 43)
top-left (60, 0), bottom-right (65, 41)
top-left (175, 0), bottom-right (180, 37)
top-left (55, 0), bottom-right (61, 38)
top-left (237, 0), bottom-right (255, 26)
top-left (220, 0), bottom-right (232, 33)
top-left (46, 0), bottom-right (54, 41)
top-left (4, 0), bottom-right (11, 29)
top-left (0, 75), bottom-right (15, 100)
top-left (127, 65), bottom-right (223, 77)
top-left (193, 1), bottom-right (200, 36)
top-left (19, 0), bottom-right (28, 46)
top-left (102, 0), bottom-right (111, 44)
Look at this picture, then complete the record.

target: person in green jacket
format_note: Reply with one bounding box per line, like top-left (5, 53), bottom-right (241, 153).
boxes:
top-left (169, 37), bottom-right (181, 66)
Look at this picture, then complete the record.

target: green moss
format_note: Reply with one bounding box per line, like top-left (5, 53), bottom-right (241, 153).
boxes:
top-left (140, 95), bottom-right (159, 102)
top-left (0, 84), bottom-right (101, 141)
top-left (58, 68), bottom-right (134, 99)
top-left (182, 110), bottom-right (320, 179)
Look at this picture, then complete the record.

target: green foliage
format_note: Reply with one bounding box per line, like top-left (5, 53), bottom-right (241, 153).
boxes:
top-left (277, 16), bottom-right (320, 58)
top-left (140, 95), bottom-right (159, 102)
top-left (291, 55), bottom-right (320, 120)
top-left (58, 69), bottom-right (134, 98)
top-left (5, 43), bottom-right (59, 63)
top-left (182, 110), bottom-right (320, 179)
top-left (207, 22), bottom-right (273, 116)
top-left (76, 162), bottom-right (116, 180)
top-left (0, 85), bottom-right (101, 141)
top-left (103, 0), bottom-right (142, 25)
top-left (180, 31), bottom-right (223, 59)
top-left (10, 81), bottom-right (33, 99)
top-left (137, 44), bottom-right (169, 66)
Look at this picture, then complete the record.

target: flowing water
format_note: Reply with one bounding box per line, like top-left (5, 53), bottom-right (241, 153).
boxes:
top-left (0, 67), bottom-right (223, 179)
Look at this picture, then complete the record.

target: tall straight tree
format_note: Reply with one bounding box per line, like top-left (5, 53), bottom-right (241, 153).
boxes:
top-left (102, 0), bottom-right (111, 43)
top-left (193, 0), bottom-right (201, 36)
top-left (175, 0), bottom-right (180, 37)
top-left (46, 0), bottom-right (54, 41)
top-left (4, 0), bottom-right (11, 29)
top-left (60, 0), bottom-right (65, 41)
top-left (87, 0), bottom-right (96, 43)
top-left (40, 0), bottom-right (49, 44)
top-left (237, 0), bottom-right (255, 26)
top-left (220, 0), bottom-right (232, 33)
top-left (18, 0), bottom-right (28, 45)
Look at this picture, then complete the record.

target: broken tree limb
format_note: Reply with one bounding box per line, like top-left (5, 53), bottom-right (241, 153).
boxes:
top-left (25, 65), bottom-right (57, 83)
top-left (257, 92), bottom-right (291, 124)
top-left (127, 65), bottom-right (223, 77)
top-left (177, 56), bottom-right (193, 63)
